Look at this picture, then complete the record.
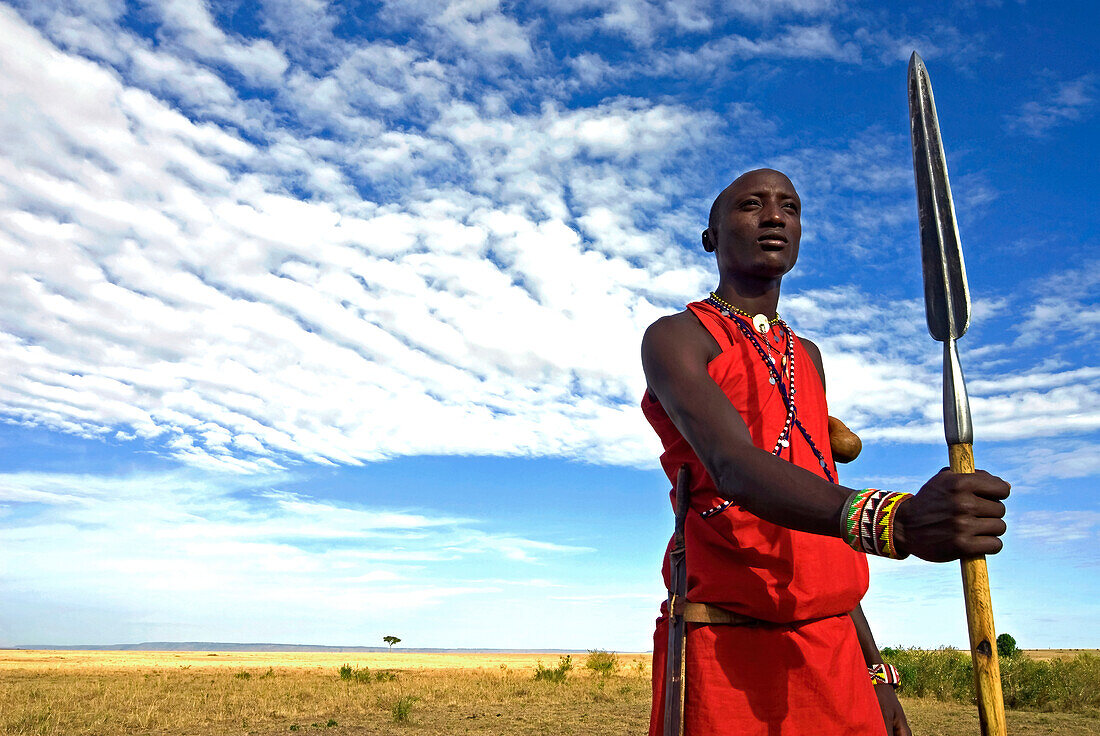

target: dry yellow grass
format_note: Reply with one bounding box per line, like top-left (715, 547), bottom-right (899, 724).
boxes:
top-left (1024, 649), bottom-right (1097, 662)
top-left (1, 650), bottom-right (1098, 735)
top-left (0, 649), bottom-right (597, 673)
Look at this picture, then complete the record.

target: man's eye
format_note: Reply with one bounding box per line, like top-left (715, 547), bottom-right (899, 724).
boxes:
top-left (783, 203), bottom-right (798, 211)
top-left (741, 200), bottom-right (760, 208)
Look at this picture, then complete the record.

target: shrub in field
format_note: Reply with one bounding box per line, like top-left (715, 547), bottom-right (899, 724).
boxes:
top-left (392, 695), bottom-right (418, 723)
top-left (534, 655), bottom-right (573, 683)
top-left (338, 664), bottom-right (373, 683)
top-left (375, 670), bottom-right (397, 682)
top-left (234, 671), bottom-right (251, 680)
top-left (1001, 653), bottom-right (1100, 711)
top-left (880, 647), bottom-right (1100, 712)
top-left (882, 647), bottom-right (973, 701)
top-left (997, 633), bottom-right (1019, 658)
top-left (585, 650), bottom-right (619, 676)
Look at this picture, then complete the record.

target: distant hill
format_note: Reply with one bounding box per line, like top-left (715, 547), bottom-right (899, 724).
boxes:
top-left (9, 642), bottom-right (578, 653)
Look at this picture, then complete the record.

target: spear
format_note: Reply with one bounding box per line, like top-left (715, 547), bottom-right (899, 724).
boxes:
top-left (908, 51), bottom-right (1007, 736)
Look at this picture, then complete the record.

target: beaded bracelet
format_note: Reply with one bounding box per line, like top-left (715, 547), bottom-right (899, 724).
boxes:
top-left (869, 663), bottom-right (901, 688)
top-left (841, 488), bottom-right (913, 559)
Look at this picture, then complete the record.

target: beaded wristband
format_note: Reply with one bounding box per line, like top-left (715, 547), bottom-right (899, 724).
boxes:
top-left (841, 489), bottom-right (913, 559)
top-left (869, 663), bottom-right (901, 688)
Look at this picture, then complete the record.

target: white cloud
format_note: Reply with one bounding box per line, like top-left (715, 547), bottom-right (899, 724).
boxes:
top-left (0, 3), bottom-right (1096, 478)
top-left (1014, 263), bottom-right (1100, 348)
top-left (0, 469), bottom-right (590, 640)
top-left (377, 0), bottom-right (534, 62)
top-left (257, 0), bottom-right (343, 71)
top-left (538, 0), bottom-right (842, 43)
top-left (144, 0), bottom-right (290, 86)
top-left (1017, 510), bottom-right (1100, 546)
top-left (988, 438), bottom-right (1100, 487)
top-left (1007, 74), bottom-right (1096, 137)
top-left (649, 23), bottom-right (860, 76)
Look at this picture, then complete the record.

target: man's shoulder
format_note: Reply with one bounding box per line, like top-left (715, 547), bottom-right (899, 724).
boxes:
top-left (644, 309), bottom-right (703, 344)
top-left (643, 308), bottom-right (718, 365)
top-left (794, 334), bottom-right (826, 388)
top-left (796, 334), bottom-right (821, 359)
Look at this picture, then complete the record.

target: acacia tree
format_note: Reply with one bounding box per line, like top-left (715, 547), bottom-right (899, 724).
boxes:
top-left (383, 635), bottom-right (401, 649)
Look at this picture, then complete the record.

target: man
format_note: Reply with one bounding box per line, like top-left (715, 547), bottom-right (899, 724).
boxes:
top-left (641, 168), bottom-right (1009, 735)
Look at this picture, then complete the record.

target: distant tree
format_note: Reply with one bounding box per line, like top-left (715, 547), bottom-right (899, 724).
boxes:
top-left (997, 633), bottom-right (1018, 658)
top-left (383, 635), bottom-right (401, 649)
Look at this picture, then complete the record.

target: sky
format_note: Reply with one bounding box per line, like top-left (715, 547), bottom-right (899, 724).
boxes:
top-left (0, 0), bottom-right (1097, 652)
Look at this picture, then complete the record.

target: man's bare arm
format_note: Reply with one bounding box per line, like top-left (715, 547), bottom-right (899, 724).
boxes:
top-left (641, 313), bottom-right (1009, 560)
top-left (642, 314), bottom-right (851, 537)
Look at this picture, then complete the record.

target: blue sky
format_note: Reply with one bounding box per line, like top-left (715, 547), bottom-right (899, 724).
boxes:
top-left (0, 0), bottom-right (1097, 651)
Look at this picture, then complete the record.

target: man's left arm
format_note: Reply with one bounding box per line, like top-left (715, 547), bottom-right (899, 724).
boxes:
top-left (851, 604), bottom-right (911, 736)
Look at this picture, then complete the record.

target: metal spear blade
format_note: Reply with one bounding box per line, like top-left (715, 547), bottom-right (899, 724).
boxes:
top-left (909, 51), bottom-right (973, 446)
top-left (908, 51), bottom-right (970, 343)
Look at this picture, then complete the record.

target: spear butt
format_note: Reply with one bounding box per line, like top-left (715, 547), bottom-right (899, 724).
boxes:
top-left (951, 442), bottom-right (1008, 736)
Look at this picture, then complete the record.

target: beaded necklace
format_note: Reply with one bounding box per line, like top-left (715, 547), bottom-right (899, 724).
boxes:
top-left (703, 297), bottom-right (836, 483)
top-left (708, 291), bottom-right (781, 335)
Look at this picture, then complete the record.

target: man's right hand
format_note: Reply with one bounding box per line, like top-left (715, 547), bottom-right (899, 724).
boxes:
top-left (894, 468), bottom-right (1010, 562)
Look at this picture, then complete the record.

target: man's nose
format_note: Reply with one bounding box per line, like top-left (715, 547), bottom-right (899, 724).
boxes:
top-left (760, 202), bottom-right (784, 225)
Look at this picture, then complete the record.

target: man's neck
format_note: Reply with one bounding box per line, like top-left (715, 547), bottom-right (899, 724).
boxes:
top-left (713, 280), bottom-right (781, 318)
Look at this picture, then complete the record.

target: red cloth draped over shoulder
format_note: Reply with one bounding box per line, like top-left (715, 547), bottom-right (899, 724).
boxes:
top-left (643, 301), bottom-right (884, 736)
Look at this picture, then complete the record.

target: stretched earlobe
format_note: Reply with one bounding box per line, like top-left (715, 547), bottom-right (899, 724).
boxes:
top-left (702, 229), bottom-right (715, 253)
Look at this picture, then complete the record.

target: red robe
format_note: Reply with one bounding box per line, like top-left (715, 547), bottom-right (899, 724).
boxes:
top-left (643, 301), bottom-right (885, 735)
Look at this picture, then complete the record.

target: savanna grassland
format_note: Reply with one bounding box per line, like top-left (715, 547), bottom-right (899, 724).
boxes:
top-left (2, 649), bottom-right (1099, 735)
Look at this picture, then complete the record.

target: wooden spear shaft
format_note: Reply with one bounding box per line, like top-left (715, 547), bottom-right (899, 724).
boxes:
top-left (952, 443), bottom-right (1007, 736)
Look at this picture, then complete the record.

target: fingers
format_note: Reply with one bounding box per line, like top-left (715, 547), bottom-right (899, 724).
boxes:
top-left (905, 468), bottom-right (1011, 561)
top-left (966, 496), bottom-right (1007, 519)
top-left (954, 517), bottom-right (1007, 556)
top-left (957, 471), bottom-right (1009, 523)
top-left (958, 469), bottom-right (1011, 501)
top-left (962, 534), bottom-right (1004, 556)
top-left (968, 517), bottom-right (1008, 538)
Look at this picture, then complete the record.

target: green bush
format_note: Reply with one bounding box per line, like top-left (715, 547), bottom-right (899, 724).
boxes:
top-left (880, 647), bottom-right (1100, 712)
top-left (337, 664), bottom-right (373, 683)
top-left (887, 647), bottom-right (973, 701)
top-left (392, 695), bottom-right (418, 723)
top-left (534, 655), bottom-right (573, 683)
top-left (585, 650), bottom-right (619, 676)
top-left (997, 633), bottom-right (1019, 659)
top-left (234, 671), bottom-right (252, 680)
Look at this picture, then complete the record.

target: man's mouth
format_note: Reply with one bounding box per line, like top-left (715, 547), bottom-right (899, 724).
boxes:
top-left (758, 232), bottom-right (788, 250)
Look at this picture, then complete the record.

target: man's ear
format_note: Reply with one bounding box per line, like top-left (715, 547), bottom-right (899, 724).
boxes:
top-left (702, 228), bottom-right (715, 253)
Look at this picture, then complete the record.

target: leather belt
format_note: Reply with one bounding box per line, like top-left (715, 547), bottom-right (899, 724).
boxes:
top-left (671, 599), bottom-right (763, 626)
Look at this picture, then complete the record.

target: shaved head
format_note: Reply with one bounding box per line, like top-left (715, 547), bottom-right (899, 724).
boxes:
top-left (708, 168), bottom-right (797, 233)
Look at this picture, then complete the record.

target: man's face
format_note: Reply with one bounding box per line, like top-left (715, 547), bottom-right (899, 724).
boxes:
top-left (710, 169), bottom-right (801, 281)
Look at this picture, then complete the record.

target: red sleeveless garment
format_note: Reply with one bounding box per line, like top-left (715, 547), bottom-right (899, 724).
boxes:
top-left (644, 301), bottom-right (885, 736)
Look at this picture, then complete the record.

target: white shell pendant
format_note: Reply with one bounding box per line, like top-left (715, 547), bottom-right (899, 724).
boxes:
top-left (752, 313), bottom-right (770, 334)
